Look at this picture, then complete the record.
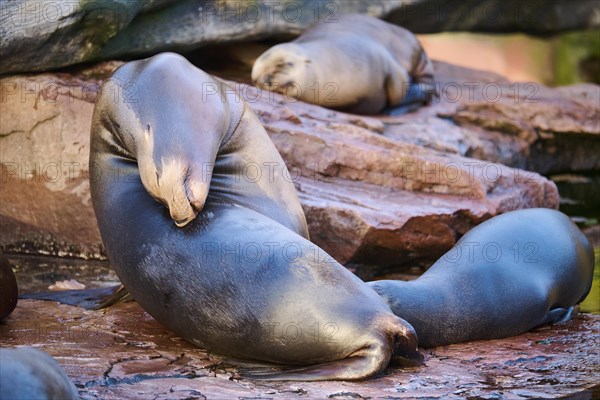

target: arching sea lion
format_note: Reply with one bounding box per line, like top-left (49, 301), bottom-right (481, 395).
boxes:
top-left (252, 14), bottom-right (436, 114)
top-left (0, 249), bottom-right (18, 320)
top-left (370, 208), bottom-right (595, 347)
top-left (90, 52), bottom-right (419, 381)
top-left (0, 347), bottom-right (79, 400)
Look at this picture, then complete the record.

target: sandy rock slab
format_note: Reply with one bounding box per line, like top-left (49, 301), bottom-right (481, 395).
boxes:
top-left (0, 300), bottom-right (598, 399)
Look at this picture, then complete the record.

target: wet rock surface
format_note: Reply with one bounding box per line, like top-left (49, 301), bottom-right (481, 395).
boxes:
top-left (0, 299), bottom-right (597, 399)
top-left (2, 59), bottom-right (599, 271)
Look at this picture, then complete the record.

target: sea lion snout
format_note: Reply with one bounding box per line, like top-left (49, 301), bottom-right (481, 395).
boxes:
top-left (252, 46), bottom-right (307, 93)
top-left (156, 158), bottom-right (204, 227)
top-left (136, 124), bottom-right (210, 227)
top-left (258, 73), bottom-right (274, 87)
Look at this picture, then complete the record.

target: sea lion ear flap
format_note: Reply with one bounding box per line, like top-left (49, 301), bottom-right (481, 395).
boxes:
top-left (144, 123), bottom-right (153, 143)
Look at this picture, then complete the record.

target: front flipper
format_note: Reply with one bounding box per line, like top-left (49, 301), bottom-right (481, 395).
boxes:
top-left (20, 284), bottom-right (132, 310)
top-left (239, 355), bottom-right (385, 381)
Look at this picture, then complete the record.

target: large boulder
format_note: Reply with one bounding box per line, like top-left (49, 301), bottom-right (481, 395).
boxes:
top-left (0, 1), bottom-right (143, 75)
top-left (0, 70), bottom-right (103, 257)
top-left (243, 83), bottom-right (558, 271)
top-left (0, 0), bottom-right (403, 75)
top-left (4, 59), bottom-right (591, 275)
top-left (2, 0), bottom-right (598, 75)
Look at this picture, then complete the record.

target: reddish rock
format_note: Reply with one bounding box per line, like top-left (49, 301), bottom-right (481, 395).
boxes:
top-left (383, 62), bottom-right (600, 175)
top-left (239, 82), bottom-right (558, 267)
top-left (3, 60), bottom-right (597, 271)
top-left (0, 72), bottom-right (102, 258)
top-left (0, 299), bottom-right (597, 399)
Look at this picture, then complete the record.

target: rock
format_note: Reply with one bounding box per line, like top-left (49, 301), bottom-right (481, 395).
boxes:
top-left (381, 61), bottom-right (600, 176)
top-left (0, 0), bottom-right (403, 75)
top-left (3, 0), bottom-right (598, 75)
top-left (448, 84), bottom-right (600, 174)
top-left (0, 69), bottom-right (103, 258)
top-left (1, 298), bottom-right (598, 399)
top-left (0, 1), bottom-right (142, 74)
top-left (0, 60), bottom-right (568, 272)
top-left (384, 0), bottom-right (600, 35)
top-left (97, 0), bottom-right (404, 60)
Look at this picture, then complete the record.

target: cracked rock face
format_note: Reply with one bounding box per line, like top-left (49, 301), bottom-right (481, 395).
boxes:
top-left (1, 59), bottom-right (597, 273)
top-left (0, 73), bottom-right (103, 258)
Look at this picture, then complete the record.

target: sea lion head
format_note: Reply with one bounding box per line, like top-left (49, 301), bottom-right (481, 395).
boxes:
top-left (252, 43), bottom-right (312, 94)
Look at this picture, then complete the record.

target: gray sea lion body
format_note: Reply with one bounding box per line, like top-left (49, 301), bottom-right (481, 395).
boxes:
top-left (90, 52), bottom-right (419, 381)
top-left (370, 208), bottom-right (595, 347)
top-left (0, 347), bottom-right (79, 400)
top-left (252, 14), bottom-right (436, 114)
top-left (0, 250), bottom-right (17, 320)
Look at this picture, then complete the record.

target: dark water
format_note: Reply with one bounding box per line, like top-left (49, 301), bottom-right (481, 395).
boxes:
top-left (7, 254), bottom-right (118, 294)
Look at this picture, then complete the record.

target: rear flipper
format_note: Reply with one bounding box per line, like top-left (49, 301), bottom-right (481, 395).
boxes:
top-left (239, 355), bottom-right (384, 381)
top-left (385, 82), bottom-right (438, 116)
top-left (543, 305), bottom-right (579, 325)
top-left (19, 284), bottom-right (132, 310)
top-left (239, 340), bottom-right (423, 381)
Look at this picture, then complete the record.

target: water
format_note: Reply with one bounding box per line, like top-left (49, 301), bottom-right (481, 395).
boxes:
top-left (6, 254), bottom-right (118, 294)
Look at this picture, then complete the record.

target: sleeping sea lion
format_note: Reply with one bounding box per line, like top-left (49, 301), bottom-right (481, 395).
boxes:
top-left (89, 52), bottom-right (420, 381)
top-left (252, 14), bottom-right (436, 114)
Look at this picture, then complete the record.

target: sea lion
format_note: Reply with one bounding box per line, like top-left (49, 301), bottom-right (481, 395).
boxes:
top-left (251, 14), bottom-right (436, 114)
top-left (369, 208), bottom-right (595, 348)
top-left (0, 249), bottom-right (18, 320)
top-left (0, 347), bottom-right (79, 400)
top-left (90, 52), bottom-right (419, 381)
